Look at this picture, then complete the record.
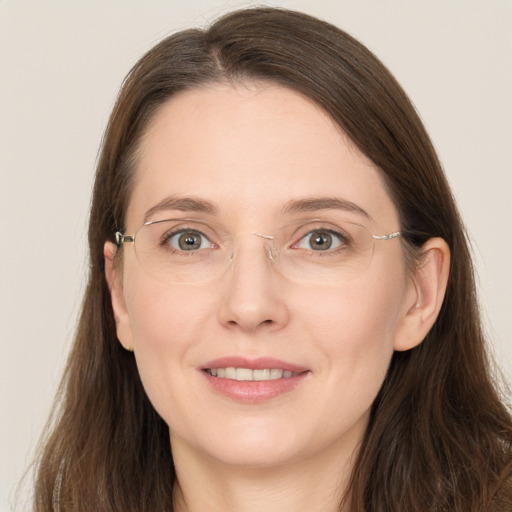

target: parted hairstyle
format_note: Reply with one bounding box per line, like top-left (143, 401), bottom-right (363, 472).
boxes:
top-left (32, 7), bottom-right (512, 512)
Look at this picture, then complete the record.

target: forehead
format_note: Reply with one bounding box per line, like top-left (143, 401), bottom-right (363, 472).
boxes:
top-left (126, 82), bottom-right (397, 230)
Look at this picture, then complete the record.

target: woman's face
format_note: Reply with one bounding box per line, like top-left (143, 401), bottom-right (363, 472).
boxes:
top-left (108, 82), bottom-right (419, 469)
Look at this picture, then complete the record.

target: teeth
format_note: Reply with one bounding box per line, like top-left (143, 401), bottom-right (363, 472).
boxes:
top-left (253, 369), bottom-right (270, 380)
top-left (206, 367), bottom-right (300, 381)
top-left (270, 369), bottom-right (283, 380)
top-left (225, 367), bottom-right (237, 379)
top-left (236, 368), bottom-right (253, 381)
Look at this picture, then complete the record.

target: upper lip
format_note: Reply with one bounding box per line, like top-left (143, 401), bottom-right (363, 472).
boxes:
top-left (201, 356), bottom-right (309, 373)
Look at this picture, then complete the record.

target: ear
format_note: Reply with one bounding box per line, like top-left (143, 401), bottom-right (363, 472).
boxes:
top-left (104, 241), bottom-right (134, 352)
top-left (393, 237), bottom-right (450, 351)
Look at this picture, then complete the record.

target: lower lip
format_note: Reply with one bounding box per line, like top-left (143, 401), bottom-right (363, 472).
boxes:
top-left (201, 371), bottom-right (309, 403)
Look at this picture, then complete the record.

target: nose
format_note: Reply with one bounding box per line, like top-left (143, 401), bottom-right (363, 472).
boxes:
top-left (217, 235), bottom-right (290, 333)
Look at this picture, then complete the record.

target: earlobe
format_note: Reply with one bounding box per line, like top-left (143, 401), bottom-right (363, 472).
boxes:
top-left (393, 237), bottom-right (450, 352)
top-left (104, 242), bottom-right (134, 352)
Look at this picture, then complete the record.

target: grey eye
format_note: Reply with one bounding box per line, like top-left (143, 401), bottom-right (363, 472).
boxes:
top-left (168, 231), bottom-right (210, 251)
top-left (296, 230), bottom-right (343, 251)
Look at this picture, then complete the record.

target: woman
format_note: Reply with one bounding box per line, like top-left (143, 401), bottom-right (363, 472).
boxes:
top-left (32, 7), bottom-right (512, 511)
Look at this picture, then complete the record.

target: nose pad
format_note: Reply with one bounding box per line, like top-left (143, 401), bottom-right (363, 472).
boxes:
top-left (251, 232), bottom-right (278, 264)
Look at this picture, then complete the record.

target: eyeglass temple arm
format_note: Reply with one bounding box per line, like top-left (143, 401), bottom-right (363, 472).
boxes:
top-left (372, 232), bottom-right (401, 241)
top-left (115, 232), bottom-right (135, 246)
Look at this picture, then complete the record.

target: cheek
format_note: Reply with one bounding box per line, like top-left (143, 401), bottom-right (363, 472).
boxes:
top-left (297, 273), bottom-right (406, 403)
top-left (123, 276), bottom-right (216, 418)
top-left (300, 271), bottom-right (404, 350)
top-left (126, 283), bottom-right (211, 349)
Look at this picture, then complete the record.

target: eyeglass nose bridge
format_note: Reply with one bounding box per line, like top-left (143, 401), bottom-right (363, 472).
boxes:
top-left (226, 231), bottom-right (280, 270)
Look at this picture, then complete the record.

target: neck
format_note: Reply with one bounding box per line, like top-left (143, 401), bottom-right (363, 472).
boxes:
top-left (171, 434), bottom-right (359, 512)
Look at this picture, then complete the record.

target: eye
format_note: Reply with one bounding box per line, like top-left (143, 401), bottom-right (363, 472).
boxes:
top-left (165, 230), bottom-right (212, 251)
top-left (295, 229), bottom-right (345, 251)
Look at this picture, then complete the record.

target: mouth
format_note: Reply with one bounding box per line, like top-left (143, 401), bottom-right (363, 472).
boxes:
top-left (200, 357), bottom-right (310, 403)
top-left (204, 367), bottom-right (302, 381)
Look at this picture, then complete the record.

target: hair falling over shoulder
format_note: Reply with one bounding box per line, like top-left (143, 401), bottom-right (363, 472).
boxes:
top-left (29, 7), bottom-right (512, 512)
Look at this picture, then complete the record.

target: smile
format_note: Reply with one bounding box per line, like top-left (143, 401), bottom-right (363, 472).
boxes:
top-left (201, 357), bottom-right (309, 402)
top-left (205, 368), bottom-right (301, 381)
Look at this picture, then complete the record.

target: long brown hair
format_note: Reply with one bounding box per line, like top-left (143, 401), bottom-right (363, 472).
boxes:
top-left (32, 7), bottom-right (512, 511)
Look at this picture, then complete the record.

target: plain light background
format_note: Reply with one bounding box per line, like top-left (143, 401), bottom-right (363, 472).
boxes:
top-left (1, 1), bottom-right (511, 509)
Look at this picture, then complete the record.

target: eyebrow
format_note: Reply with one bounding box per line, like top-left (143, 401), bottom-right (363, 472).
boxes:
top-left (143, 195), bottom-right (370, 223)
top-left (282, 197), bottom-right (371, 219)
top-left (143, 195), bottom-right (217, 223)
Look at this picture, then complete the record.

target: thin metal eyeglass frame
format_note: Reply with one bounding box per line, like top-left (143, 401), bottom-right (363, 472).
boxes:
top-left (114, 220), bottom-right (401, 285)
top-left (114, 222), bottom-right (401, 246)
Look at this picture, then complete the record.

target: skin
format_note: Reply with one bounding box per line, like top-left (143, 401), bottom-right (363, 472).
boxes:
top-left (105, 82), bottom-right (450, 512)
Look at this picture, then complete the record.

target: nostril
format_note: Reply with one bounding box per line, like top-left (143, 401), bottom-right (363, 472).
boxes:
top-left (228, 318), bottom-right (273, 327)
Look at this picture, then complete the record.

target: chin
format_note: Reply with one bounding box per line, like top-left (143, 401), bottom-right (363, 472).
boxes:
top-left (171, 414), bottom-right (309, 468)
top-left (205, 438), bottom-right (304, 469)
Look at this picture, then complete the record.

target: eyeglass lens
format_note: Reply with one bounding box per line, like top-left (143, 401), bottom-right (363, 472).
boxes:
top-left (128, 218), bottom-right (384, 285)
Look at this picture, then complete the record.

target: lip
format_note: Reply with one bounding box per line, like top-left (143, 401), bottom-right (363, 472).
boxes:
top-left (200, 356), bottom-right (310, 404)
top-left (202, 356), bottom-right (309, 373)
